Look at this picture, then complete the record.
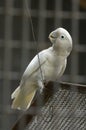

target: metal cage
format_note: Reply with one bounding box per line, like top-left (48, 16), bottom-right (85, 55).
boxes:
top-left (0, 0), bottom-right (86, 130)
top-left (12, 82), bottom-right (86, 130)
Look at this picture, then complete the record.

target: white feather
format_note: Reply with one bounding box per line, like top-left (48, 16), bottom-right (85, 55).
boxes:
top-left (11, 27), bottom-right (72, 110)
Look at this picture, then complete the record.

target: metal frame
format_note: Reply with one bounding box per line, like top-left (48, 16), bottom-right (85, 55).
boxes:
top-left (0, 0), bottom-right (86, 130)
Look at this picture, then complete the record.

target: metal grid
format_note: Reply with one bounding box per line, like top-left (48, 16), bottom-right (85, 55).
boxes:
top-left (25, 83), bottom-right (86, 130)
top-left (0, 0), bottom-right (86, 130)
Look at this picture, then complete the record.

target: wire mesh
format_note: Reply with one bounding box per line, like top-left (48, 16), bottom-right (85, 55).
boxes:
top-left (0, 0), bottom-right (86, 130)
top-left (25, 83), bottom-right (86, 130)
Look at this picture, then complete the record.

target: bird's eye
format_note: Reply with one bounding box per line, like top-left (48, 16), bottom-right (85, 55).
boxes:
top-left (61, 35), bottom-right (65, 39)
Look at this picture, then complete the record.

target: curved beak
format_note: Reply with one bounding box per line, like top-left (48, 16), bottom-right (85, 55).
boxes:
top-left (48, 32), bottom-right (57, 43)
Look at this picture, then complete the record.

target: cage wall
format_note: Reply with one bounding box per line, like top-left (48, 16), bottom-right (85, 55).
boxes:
top-left (0, 0), bottom-right (86, 130)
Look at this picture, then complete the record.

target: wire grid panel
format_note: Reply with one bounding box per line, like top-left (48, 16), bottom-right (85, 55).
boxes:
top-left (25, 86), bottom-right (86, 130)
top-left (0, 0), bottom-right (86, 130)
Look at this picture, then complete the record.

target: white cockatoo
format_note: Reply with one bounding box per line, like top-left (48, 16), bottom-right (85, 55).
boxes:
top-left (11, 27), bottom-right (72, 110)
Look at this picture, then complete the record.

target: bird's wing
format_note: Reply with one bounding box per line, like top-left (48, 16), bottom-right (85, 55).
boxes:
top-left (20, 51), bottom-right (47, 86)
top-left (11, 52), bottom-right (47, 110)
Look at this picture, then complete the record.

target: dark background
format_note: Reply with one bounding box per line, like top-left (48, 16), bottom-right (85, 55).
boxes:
top-left (0, 0), bottom-right (86, 130)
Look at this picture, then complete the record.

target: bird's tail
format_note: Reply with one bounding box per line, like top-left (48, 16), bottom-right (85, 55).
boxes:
top-left (11, 85), bottom-right (37, 111)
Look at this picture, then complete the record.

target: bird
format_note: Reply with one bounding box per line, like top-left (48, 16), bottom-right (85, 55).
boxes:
top-left (11, 27), bottom-right (72, 111)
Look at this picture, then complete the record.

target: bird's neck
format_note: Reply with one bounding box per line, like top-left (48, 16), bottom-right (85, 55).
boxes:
top-left (52, 45), bottom-right (69, 58)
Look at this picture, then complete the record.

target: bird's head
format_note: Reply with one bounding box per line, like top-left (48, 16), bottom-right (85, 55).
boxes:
top-left (49, 27), bottom-right (72, 57)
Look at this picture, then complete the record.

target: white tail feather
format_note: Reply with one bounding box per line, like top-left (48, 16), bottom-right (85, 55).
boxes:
top-left (11, 86), bottom-right (20, 99)
top-left (11, 86), bottom-right (37, 110)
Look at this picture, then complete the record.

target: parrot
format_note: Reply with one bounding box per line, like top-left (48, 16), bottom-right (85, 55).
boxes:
top-left (11, 27), bottom-right (72, 110)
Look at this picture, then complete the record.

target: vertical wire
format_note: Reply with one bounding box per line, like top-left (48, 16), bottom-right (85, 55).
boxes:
top-left (2, 0), bottom-right (13, 129)
top-left (71, 0), bottom-right (79, 83)
top-left (25, 0), bottom-right (44, 83)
